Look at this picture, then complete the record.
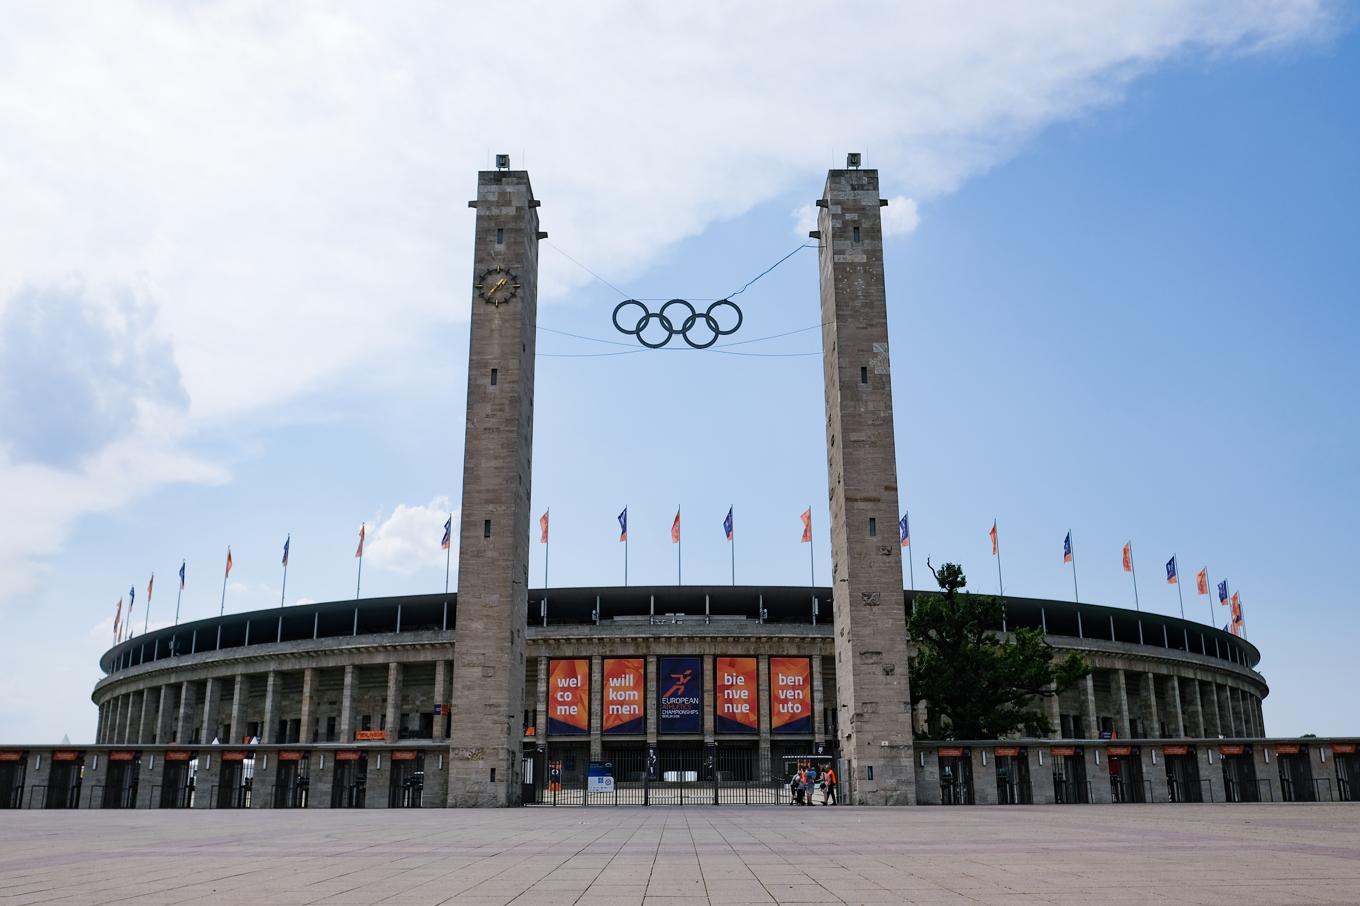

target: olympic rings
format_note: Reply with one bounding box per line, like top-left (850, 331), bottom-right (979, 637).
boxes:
top-left (611, 298), bottom-right (744, 349)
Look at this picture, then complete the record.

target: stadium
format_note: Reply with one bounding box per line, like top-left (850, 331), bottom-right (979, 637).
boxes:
top-left (2, 160), bottom-right (1355, 810)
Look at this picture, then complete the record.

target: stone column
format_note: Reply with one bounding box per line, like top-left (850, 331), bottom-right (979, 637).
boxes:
top-left (125, 692), bottom-right (140, 744)
top-left (757, 655), bottom-right (772, 774)
top-left (1081, 674), bottom-right (1098, 738)
top-left (431, 661), bottom-right (447, 742)
top-left (702, 655), bottom-right (715, 743)
top-left (1114, 669), bottom-right (1131, 739)
top-left (228, 674), bottom-right (247, 744)
top-left (644, 656), bottom-right (657, 747)
top-left (971, 748), bottom-right (996, 805)
top-left (299, 668), bottom-right (317, 744)
top-left (384, 663), bottom-right (402, 743)
top-left (1142, 673), bottom-right (1160, 739)
top-left (262, 670), bottom-right (279, 744)
top-left (536, 657), bottom-right (550, 744)
top-left (810, 654), bottom-right (826, 747)
top-left (1206, 682), bottom-right (1223, 737)
top-left (1167, 675), bottom-right (1186, 738)
top-left (200, 677), bottom-right (220, 745)
top-left (175, 681), bottom-right (197, 744)
top-left (338, 665), bottom-right (355, 742)
top-left (154, 685), bottom-right (172, 744)
top-left (1046, 682), bottom-right (1060, 739)
top-left (1186, 677), bottom-right (1205, 738)
top-left (588, 656), bottom-right (602, 760)
top-left (1255, 696), bottom-right (1266, 737)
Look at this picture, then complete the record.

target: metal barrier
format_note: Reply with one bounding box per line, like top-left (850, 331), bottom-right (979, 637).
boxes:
top-left (996, 779), bottom-right (1032, 805)
top-left (1312, 778), bottom-right (1334, 802)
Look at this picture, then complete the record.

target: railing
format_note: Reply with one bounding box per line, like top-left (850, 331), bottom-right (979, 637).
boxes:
top-left (1053, 777), bottom-right (1092, 804)
top-left (996, 779), bottom-right (1032, 805)
top-left (2, 784), bottom-right (23, 809)
top-left (940, 780), bottom-right (973, 805)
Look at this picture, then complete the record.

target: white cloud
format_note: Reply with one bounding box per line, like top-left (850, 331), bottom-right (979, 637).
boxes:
top-left (0, 1), bottom-right (1339, 604)
top-left (366, 498), bottom-right (457, 575)
top-left (792, 195), bottom-right (921, 239)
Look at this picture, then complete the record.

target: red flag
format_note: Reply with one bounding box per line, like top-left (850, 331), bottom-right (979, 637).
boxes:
top-left (224, 548), bottom-right (233, 578)
top-left (1122, 542), bottom-right (1132, 572)
top-left (671, 509), bottom-right (681, 544)
top-left (1196, 568), bottom-right (1209, 595)
top-left (355, 524), bottom-right (366, 558)
top-left (147, 573), bottom-right (154, 603)
top-left (800, 508), bottom-right (812, 543)
top-left (989, 520), bottom-right (998, 556)
top-left (539, 510), bottom-right (549, 544)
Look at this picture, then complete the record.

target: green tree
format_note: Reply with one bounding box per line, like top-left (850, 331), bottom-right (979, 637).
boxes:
top-left (909, 561), bottom-right (1089, 739)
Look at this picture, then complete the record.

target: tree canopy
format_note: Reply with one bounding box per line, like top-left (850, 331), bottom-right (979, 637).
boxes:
top-left (908, 561), bottom-right (1089, 740)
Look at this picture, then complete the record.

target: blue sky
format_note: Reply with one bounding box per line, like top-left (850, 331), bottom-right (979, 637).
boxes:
top-left (0, 3), bottom-right (1355, 741)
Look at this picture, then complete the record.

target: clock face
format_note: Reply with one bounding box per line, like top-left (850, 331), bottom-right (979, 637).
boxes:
top-left (475, 266), bottom-right (520, 306)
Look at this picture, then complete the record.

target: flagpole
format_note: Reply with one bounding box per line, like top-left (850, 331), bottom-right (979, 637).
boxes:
top-left (1174, 556), bottom-right (1185, 619)
top-left (1129, 542), bottom-right (1141, 612)
top-left (144, 576), bottom-right (152, 634)
top-left (445, 513), bottom-right (452, 594)
top-left (356, 527), bottom-right (364, 600)
top-left (730, 506), bottom-right (735, 586)
top-left (174, 577), bottom-right (182, 626)
top-left (281, 535), bottom-right (289, 607)
top-left (544, 508), bottom-right (550, 589)
top-left (808, 504), bottom-right (815, 588)
top-left (994, 519), bottom-right (1004, 595)
top-left (677, 505), bottom-right (682, 585)
top-left (1070, 533), bottom-right (1079, 603)
top-left (220, 548), bottom-right (230, 616)
top-left (1204, 568), bottom-right (1213, 625)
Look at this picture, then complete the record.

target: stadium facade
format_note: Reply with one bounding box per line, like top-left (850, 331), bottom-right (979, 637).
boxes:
top-left (3, 163), bottom-right (1355, 810)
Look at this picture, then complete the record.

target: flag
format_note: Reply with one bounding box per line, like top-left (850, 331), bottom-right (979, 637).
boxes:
top-left (113, 598), bottom-right (123, 640)
top-left (989, 520), bottom-right (998, 556)
top-left (618, 507), bottom-right (628, 542)
top-left (1063, 531), bottom-right (1073, 563)
top-left (1218, 579), bottom-right (1229, 606)
top-left (1230, 593), bottom-right (1244, 635)
top-left (282, 535), bottom-right (290, 567)
top-left (539, 511), bottom-right (550, 544)
top-left (355, 524), bottom-right (366, 558)
top-left (147, 573), bottom-right (154, 602)
top-left (178, 561), bottom-right (186, 590)
top-left (671, 509), bottom-right (681, 544)
top-left (723, 507), bottom-right (733, 541)
top-left (899, 513), bottom-right (910, 548)
top-left (1165, 556), bottom-right (1178, 584)
top-left (129, 584), bottom-right (135, 608)
top-left (225, 548), bottom-right (233, 578)
top-left (1122, 542), bottom-right (1133, 572)
top-left (1196, 568), bottom-right (1209, 595)
top-left (800, 508), bottom-right (812, 543)
top-left (441, 517), bottom-right (452, 550)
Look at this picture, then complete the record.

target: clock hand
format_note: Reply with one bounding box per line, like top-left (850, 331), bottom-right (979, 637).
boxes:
top-left (489, 277), bottom-right (507, 294)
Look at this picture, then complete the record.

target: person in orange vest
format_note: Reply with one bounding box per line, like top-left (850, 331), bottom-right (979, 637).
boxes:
top-left (823, 763), bottom-right (837, 805)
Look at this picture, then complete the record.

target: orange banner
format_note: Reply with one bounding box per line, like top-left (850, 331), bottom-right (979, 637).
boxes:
top-left (715, 656), bottom-right (757, 733)
top-left (355, 729), bottom-right (386, 741)
top-left (548, 658), bottom-right (589, 735)
top-left (603, 658), bottom-right (645, 734)
top-left (770, 657), bottom-right (813, 734)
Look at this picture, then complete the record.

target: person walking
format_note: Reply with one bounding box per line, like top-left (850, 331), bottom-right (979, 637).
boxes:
top-left (823, 763), bottom-right (837, 805)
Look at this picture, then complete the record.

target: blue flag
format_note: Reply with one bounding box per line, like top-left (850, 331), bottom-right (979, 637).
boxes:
top-left (178, 560), bottom-right (186, 590)
top-left (1218, 579), bottom-right (1229, 605)
top-left (1165, 556), bottom-right (1178, 584)
top-left (1063, 531), bottom-right (1073, 563)
top-left (129, 584), bottom-right (135, 607)
top-left (282, 535), bottom-right (290, 567)
top-left (723, 507), bottom-right (733, 541)
top-left (899, 513), bottom-right (910, 548)
top-left (618, 507), bottom-right (628, 542)
top-left (440, 517), bottom-right (452, 550)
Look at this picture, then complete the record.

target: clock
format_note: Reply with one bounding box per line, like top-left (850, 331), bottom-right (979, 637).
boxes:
top-left (475, 266), bottom-right (520, 307)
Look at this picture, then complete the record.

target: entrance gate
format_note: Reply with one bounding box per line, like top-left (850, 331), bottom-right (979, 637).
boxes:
top-left (273, 753), bottom-right (310, 808)
top-left (1162, 746), bottom-right (1202, 802)
top-left (0, 755), bottom-right (24, 809)
top-left (43, 754), bottom-right (83, 809)
top-left (158, 754), bottom-right (196, 808)
top-left (214, 753), bottom-right (253, 808)
top-left (331, 752), bottom-right (368, 808)
top-left (388, 751), bottom-right (423, 807)
top-left (528, 744), bottom-right (822, 806)
top-left (101, 753), bottom-right (140, 808)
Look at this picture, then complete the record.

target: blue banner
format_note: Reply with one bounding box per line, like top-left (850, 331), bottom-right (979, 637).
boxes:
top-left (658, 656), bottom-right (703, 734)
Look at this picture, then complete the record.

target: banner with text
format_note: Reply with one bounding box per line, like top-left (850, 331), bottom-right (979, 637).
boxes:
top-left (715, 656), bottom-right (758, 734)
top-left (770, 656), bottom-right (813, 734)
top-left (548, 658), bottom-right (589, 735)
top-left (603, 658), bottom-right (646, 734)
top-left (658, 655), bottom-right (703, 734)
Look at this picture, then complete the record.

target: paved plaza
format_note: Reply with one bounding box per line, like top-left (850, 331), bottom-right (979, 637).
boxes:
top-left (1, 805), bottom-right (1358, 905)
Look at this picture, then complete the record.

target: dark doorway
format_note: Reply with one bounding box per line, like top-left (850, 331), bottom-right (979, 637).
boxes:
top-left (388, 752), bottom-right (424, 808)
top-left (1164, 748), bottom-right (1202, 802)
top-left (45, 757), bottom-right (83, 809)
top-left (0, 757), bottom-right (25, 809)
top-left (994, 749), bottom-right (1031, 804)
top-left (1278, 747), bottom-right (1316, 802)
top-left (1052, 749), bottom-right (1088, 804)
top-left (331, 753), bottom-right (368, 808)
top-left (216, 756), bottom-right (251, 808)
top-left (1337, 752), bottom-right (1360, 802)
top-left (273, 756), bottom-right (310, 808)
top-left (937, 750), bottom-right (973, 805)
top-left (160, 758), bottom-right (195, 808)
top-left (102, 756), bottom-right (140, 808)
top-left (1221, 749), bottom-right (1260, 802)
top-left (1107, 747), bottom-right (1145, 803)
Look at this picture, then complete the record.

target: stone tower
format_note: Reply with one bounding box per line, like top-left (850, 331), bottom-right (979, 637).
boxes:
top-left (816, 164), bottom-right (916, 805)
top-left (448, 165), bottom-right (541, 806)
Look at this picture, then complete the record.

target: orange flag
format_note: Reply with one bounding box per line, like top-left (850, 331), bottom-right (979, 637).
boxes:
top-left (671, 509), bottom-right (681, 543)
top-left (800, 508), bottom-right (812, 543)
top-left (989, 520), bottom-right (998, 556)
top-left (539, 510), bottom-right (549, 544)
top-left (225, 547), bottom-right (233, 577)
top-left (1122, 542), bottom-right (1133, 572)
top-left (355, 524), bottom-right (366, 558)
top-left (1196, 568), bottom-right (1209, 595)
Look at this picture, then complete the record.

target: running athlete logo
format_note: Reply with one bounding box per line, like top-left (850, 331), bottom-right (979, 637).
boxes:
top-left (663, 669), bottom-right (693, 699)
